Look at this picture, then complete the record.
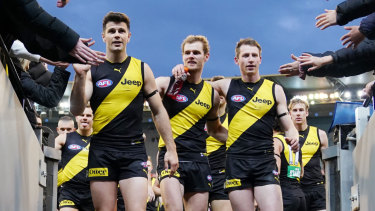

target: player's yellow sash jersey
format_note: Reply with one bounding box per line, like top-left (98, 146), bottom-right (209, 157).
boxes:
top-left (274, 134), bottom-right (303, 185)
top-left (205, 113), bottom-right (228, 170)
top-left (159, 76), bottom-right (214, 161)
top-left (90, 57), bottom-right (145, 150)
top-left (58, 131), bottom-right (91, 188)
top-left (226, 78), bottom-right (277, 157)
top-left (299, 126), bottom-right (325, 186)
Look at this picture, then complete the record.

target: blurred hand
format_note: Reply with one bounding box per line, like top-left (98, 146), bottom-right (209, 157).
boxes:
top-left (147, 185), bottom-right (155, 202)
top-left (39, 57), bottom-right (69, 69)
top-left (341, 26), bottom-right (365, 49)
top-left (172, 64), bottom-right (190, 79)
top-left (164, 149), bottom-right (179, 177)
top-left (285, 137), bottom-right (299, 153)
top-left (362, 80), bottom-right (375, 98)
top-left (56, 0), bottom-right (70, 8)
top-left (69, 38), bottom-right (106, 66)
top-left (316, 9), bottom-right (337, 30)
top-left (279, 54), bottom-right (300, 77)
top-left (297, 53), bottom-right (333, 71)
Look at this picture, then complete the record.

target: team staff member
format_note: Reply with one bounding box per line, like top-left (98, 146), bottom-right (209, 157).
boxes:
top-left (205, 76), bottom-right (232, 211)
top-left (70, 12), bottom-right (178, 211)
top-left (156, 35), bottom-right (227, 211)
top-left (172, 37), bottom-right (299, 211)
top-left (274, 126), bottom-right (306, 211)
top-left (288, 98), bottom-right (328, 211)
top-left (55, 106), bottom-right (94, 211)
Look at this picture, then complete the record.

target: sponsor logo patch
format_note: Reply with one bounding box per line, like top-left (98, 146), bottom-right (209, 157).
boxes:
top-left (160, 170), bottom-right (180, 178)
top-left (121, 78), bottom-right (142, 86)
top-left (96, 79), bottom-right (113, 88)
top-left (59, 200), bottom-right (75, 206)
top-left (252, 96), bottom-right (272, 105)
top-left (304, 141), bottom-right (319, 146)
top-left (68, 144), bottom-right (82, 150)
top-left (195, 99), bottom-right (210, 109)
top-left (231, 95), bottom-right (246, 102)
top-left (225, 179), bottom-right (241, 188)
top-left (174, 94), bottom-right (188, 102)
top-left (88, 168), bottom-right (108, 177)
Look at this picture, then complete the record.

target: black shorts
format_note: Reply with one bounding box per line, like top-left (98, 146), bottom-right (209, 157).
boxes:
top-left (88, 148), bottom-right (148, 181)
top-left (58, 186), bottom-right (94, 211)
top-left (282, 184), bottom-right (306, 211)
top-left (209, 168), bottom-right (229, 202)
top-left (303, 184), bottom-right (326, 211)
top-left (157, 161), bottom-right (212, 193)
top-left (224, 155), bottom-right (279, 192)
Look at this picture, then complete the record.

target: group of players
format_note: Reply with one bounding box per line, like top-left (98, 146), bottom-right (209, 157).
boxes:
top-left (54, 11), bottom-right (328, 211)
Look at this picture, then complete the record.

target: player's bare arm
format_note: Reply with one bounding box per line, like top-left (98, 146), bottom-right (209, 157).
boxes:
top-left (276, 84), bottom-right (299, 152)
top-left (206, 90), bottom-right (228, 143)
top-left (70, 64), bottom-right (93, 116)
top-left (144, 63), bottom-right (179, 175)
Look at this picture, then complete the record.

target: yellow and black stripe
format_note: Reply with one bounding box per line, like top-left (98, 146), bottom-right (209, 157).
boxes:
top-left (90, 57), bottom-right (145, 147)
top-left (159, 77), bottom-right (213, 160)
top-left (226, 78), bottom-right (276, 156)
top-left (58, 131), bottom-right (90, 188)
top-left (299, 126), bottom-right (325, 186)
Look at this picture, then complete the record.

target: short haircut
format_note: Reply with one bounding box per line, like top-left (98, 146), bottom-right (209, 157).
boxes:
top-left (210, 75), bottom-right (225, 82)
top-left (181, 35), bottom-right (210, 55)
top-left (235, 38), bottom-right (262, 58)
top-left (58, 115), bottom-right (73, 122)
top-left (103, 11), bottom-right (130, 31)
top-left (288, 97), bottom-right (309, 111)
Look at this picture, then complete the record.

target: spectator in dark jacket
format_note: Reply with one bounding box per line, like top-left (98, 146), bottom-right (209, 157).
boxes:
top-left (0, 0), bottom-right (104, 65)
top-left (279, 39), bottom-right (375, 79)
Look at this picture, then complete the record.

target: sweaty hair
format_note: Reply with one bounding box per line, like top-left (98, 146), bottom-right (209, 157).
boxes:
top-left (235, 38), bottom-right (262, 58)
top-left (103, 11), bottom-right (130, 31)
top-left (181, 35), bottom-right (210, 55)
top-left (288, 97), bottom-right (309, 111)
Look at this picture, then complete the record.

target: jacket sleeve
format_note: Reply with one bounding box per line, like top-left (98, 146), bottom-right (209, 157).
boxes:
top-left (336, 0), bottom-right (375, 25)
top-left (13, 0), bottom-right (80, 52)
top-left (359, 12), bottom-right (375, 39)
top-left (21, 67), bottom-right (70, 108)
top-left (301, 41), bottom-right (375, 78)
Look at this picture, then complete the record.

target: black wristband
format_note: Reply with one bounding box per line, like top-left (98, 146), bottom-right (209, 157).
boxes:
top-left (277, 112), bottom-right (287, 119)
top-left (145, 90), bottom-right (158, 99)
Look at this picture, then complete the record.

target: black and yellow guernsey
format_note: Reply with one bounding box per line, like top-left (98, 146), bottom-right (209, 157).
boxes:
top-left (90, 57), bottom-right (145, 151)
top-left (274, 135), bottom-right (303, 189)
top-left (58, 131), bottom-right (91, 188)
top-left (205, 113), bottom-right (228, 170)
top-left (159, 76), bottom-right (214, 162)
top-left (226, 78), bottom-right (276, 157)
top-left (299, 126), bottom-right (325, 186)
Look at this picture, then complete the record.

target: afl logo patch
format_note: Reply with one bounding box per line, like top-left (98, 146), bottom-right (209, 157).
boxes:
top-left (174, 94), bottom-right (188, 102)
top-left (207, 175), bottom-right (212, 181)
top-left (96, 79), bottom-right (113, 88)
top-left (231, 95), bottom-right (246, 102)
top-left (68, 144), bottom-right (82, 150)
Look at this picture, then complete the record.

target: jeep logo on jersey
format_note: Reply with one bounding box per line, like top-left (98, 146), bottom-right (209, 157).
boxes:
top-left (96, 79), bottom-right (113, 88)
top-left (231, 95), bottom-right (246, 102)
top-left (68, 144), bottom-right (82, 150)
top-left (252, 97), bottom-right (272, 105)
top-left (174, 94), bottom-right (188, 102)
top-left (121, 78), bottom-right (142, 86)
top-left (195, 99), bottom-right (210, 109)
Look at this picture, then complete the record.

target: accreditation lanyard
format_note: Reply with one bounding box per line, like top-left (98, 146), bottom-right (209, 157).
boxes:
top-left (287, 145), bottom-right (301, 179)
